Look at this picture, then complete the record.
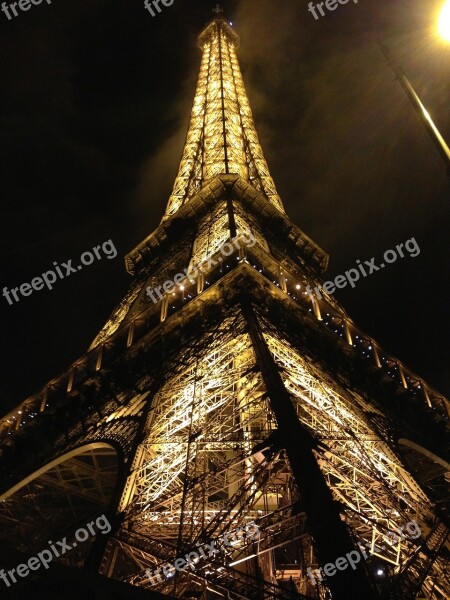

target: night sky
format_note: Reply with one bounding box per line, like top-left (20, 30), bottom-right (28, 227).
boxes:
top-left (0, 0), bottom-right (449, 417)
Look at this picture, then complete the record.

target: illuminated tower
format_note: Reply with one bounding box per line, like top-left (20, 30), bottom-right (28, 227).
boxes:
top-left (0, 11), bottom-right (449, 600)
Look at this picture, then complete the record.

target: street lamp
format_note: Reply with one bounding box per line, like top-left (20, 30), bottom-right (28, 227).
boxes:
top-left (373, 2), bottom-right (450, 178)
top-left (438, 1), bottom-right (450, 42)
top-left (378, 7), bottom-right (450, 177)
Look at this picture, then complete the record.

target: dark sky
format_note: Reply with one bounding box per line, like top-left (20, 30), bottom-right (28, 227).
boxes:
top-left (0, 0), bottom-right (449, 417)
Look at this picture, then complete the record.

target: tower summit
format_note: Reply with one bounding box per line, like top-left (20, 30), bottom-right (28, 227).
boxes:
top-left (0, 13), bottom-right (449, 600)
top-left (164, 14), bottom-right (284, 220)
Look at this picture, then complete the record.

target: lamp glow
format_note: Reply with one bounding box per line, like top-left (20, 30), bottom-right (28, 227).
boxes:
top-left (439, 1), bottom-right (450, 42)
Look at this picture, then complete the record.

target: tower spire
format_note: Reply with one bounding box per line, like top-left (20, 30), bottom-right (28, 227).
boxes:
top-left (163, 15), bottom-right (284, 219)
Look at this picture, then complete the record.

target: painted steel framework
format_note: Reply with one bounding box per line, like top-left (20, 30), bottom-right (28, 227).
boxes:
top-left (0, 14), bottom-right (449, 600)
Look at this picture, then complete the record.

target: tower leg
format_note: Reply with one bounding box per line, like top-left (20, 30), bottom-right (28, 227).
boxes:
top-left (241, 300), bottom-right (378, 600)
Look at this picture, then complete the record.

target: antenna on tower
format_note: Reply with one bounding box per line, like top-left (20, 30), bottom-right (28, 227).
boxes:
top-left (212, 4), bottom-right (224, 16)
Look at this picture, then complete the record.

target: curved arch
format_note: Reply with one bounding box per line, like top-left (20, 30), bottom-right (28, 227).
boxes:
top-left (0, 441), bottom-right (118, 501)
top-left (397, 438), bottom-right (450, 532)
top-left (0, 442), bottom-right (120, 560)
top-left (398, 439), bottom-right (450, 472)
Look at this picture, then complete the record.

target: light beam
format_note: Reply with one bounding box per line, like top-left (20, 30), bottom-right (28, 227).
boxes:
top-left (438, 1), bottom-right (450, 42)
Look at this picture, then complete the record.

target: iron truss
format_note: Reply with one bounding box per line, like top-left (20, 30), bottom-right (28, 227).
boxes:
top-left (0, 14), bottom-right (448, 600)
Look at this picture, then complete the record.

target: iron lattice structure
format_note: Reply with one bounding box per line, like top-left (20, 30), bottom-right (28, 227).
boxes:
top-left (0, 16), bottom-right (449, 600)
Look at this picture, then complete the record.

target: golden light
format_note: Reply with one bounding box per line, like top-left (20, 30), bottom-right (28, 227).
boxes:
top-left (438, 1), bottom-right (450, 42)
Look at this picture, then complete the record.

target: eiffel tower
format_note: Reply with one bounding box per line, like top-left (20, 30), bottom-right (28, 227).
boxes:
top-left (0, 10), bottom-right (449, 600)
